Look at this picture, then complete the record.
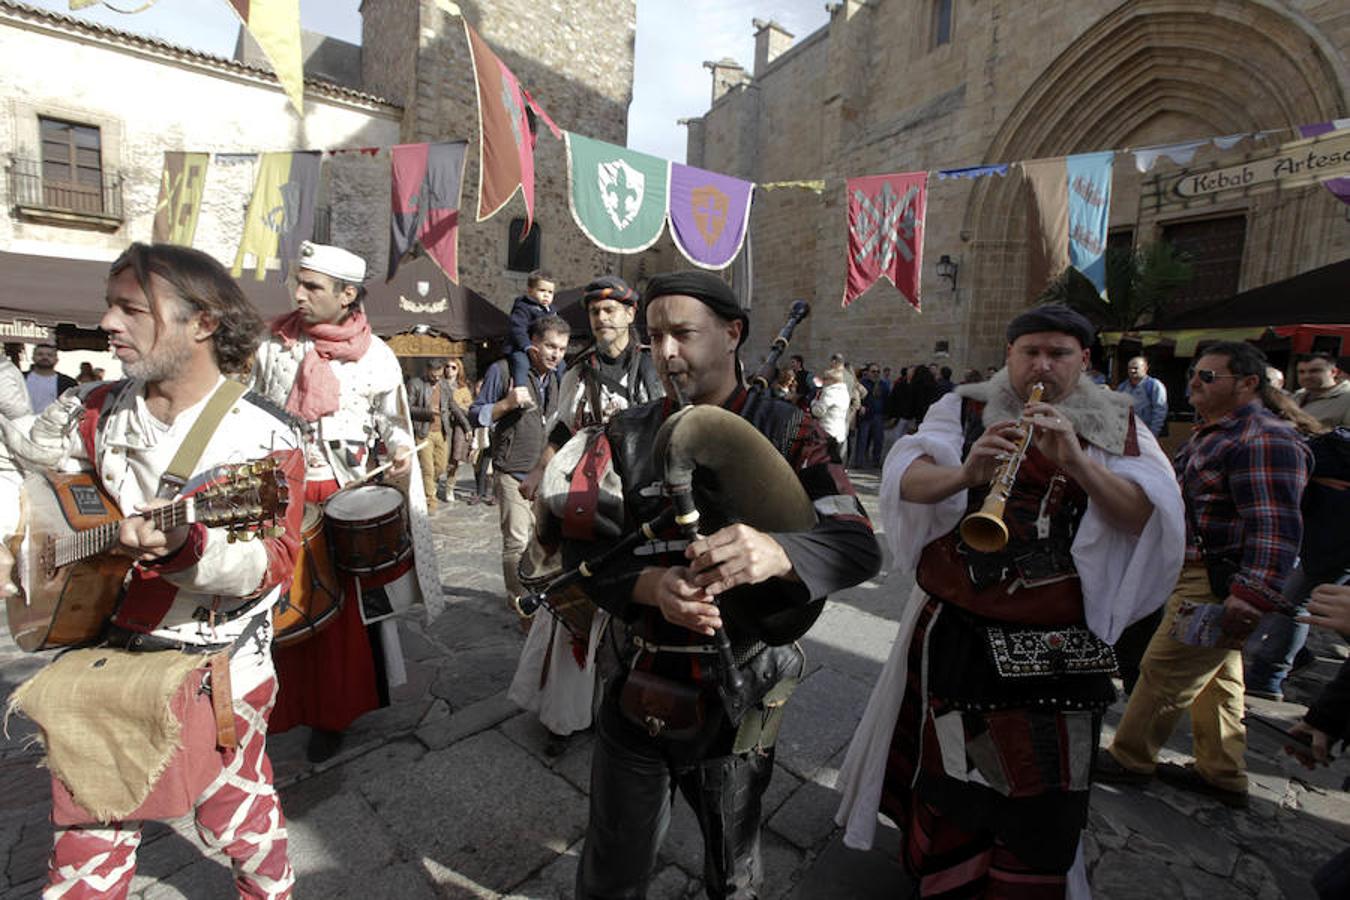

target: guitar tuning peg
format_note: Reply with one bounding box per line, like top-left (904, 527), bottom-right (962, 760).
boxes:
top-left (236, 530), bottom-right (255, 542)
top-left (266, 526), bottom-right (286, 539)
top-left (226, 529), bottom-right (238, 544)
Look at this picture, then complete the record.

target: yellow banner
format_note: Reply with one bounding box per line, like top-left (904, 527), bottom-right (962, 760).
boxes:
top-left (227, 0), bottom-right (304, 114)
top-left (152, 152), bottom-right (209, 246)
top-left (232, 152), bottom-right (292, 280)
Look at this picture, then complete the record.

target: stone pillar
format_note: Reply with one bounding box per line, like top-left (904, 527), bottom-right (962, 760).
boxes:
top-left (752, 19), bottom-right (794, 76)
top-left (681, 117), bottom-right (706, 168)
top-left (704, 58), bottom-right (749, 105)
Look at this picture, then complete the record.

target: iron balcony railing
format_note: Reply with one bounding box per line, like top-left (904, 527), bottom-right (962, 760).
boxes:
top-left (8, 157), bottom-right (123, 220)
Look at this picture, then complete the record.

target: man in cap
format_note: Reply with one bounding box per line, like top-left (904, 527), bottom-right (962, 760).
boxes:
top-left (574, 270), bottom-right (881, 899)
top-left (407, 357), bottom-right (455, 510)
top-left (249, 239), bottom-right (435, 763)
top-left (510, 275), bottom-right (663, 756)
top-left (837, 304), bottom-right (1185, 896)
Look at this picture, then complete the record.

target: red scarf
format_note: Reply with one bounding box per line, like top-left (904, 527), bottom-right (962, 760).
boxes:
top-left (270, 309), bottom-right (373, 422)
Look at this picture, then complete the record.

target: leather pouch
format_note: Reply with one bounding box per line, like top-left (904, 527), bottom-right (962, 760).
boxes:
top-left (619, 669), bottom-right (706, 741)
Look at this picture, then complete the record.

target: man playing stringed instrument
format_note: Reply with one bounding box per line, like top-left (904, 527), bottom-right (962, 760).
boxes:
top-left (836, 305), bottom-right (1185, 898)
top-left (0, 243), bottom-right (305, 898)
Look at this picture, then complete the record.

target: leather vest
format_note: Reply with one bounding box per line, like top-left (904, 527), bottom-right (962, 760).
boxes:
top-left (606, 390), bottom-right (806, 651)
top-left (916, 399), bottom-right (1089, 625)
top-left (490, 359), bottom-right (561, 475)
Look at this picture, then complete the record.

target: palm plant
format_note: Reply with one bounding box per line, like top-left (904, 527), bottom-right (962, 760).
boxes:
top-left (1040, 241), bottom-right (1194, 331)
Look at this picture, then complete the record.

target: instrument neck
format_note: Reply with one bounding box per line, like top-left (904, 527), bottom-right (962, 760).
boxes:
top-left (52, 499), bottom-right (192, 569)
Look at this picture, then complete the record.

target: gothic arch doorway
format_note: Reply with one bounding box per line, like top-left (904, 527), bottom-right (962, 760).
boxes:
top-left (959, 0), bottom-right (1348, 359)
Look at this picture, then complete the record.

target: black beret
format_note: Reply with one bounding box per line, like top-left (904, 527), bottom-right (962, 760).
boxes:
top-left (1006, 304), bottom-right (1096, 349)
top-left (583, 275), bottom-right (638, 308)
top-left (644, 270), bottom-right (748, 346)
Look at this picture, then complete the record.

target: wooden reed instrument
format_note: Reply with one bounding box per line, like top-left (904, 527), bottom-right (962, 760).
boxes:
top-left (958, 382), bottom-right (1044, 553)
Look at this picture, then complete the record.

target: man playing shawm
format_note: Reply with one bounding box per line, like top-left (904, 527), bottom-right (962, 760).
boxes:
top-left (836, 304), bottom-right (1185, 897)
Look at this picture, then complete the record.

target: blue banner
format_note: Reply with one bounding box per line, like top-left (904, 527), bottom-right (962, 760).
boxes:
top-left (1065, 151), bottom-right (1113, 299)
top-left (936, 164), bottom-right (1009, 180)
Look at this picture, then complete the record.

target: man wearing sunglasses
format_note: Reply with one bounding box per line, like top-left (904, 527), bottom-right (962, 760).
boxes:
top-left (1099, 341), bottom-right (1312, 808)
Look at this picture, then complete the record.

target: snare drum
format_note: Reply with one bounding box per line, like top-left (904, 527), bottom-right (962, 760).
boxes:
top-left (323, 484), bottom-right (412, 577)
top-left (273, 503), bottom-right (342, 646)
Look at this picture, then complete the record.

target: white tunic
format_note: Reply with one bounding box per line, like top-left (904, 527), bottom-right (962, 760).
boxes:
top-left (833, 385), bottom-right (1186, 896)
top-left (2, 378), bottom-right (304, 693)
top-left (249, 333), bottom-right (442, 625)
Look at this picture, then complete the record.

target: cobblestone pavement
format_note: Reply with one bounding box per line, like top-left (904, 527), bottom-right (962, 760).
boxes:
top-left (2, 470), bottom-right (1347, 898)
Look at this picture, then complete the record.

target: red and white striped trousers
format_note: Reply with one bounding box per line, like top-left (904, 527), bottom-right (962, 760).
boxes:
top-left (44, 679), bottom-right (294, 899)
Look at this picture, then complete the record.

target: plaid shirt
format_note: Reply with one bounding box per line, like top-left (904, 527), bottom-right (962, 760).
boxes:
top-left (1175, 401), bottom-right (1311, 612)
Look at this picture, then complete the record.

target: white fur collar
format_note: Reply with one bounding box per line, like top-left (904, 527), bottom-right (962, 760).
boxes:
top-left (956, 369), bottom-right (1134, 455)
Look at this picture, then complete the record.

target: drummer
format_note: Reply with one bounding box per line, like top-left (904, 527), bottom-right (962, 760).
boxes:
top-left (248, 240), bottom-right (436, 763)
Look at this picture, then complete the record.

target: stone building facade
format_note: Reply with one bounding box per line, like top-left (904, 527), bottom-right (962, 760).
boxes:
top-left (683, 0), bottom-right (1350, 371)
top-left (0, 0), bottom-right (636, 334)
top-left (360, 0), bottom-right (636, 307)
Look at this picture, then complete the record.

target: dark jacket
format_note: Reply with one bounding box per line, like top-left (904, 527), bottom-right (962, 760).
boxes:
top-left (470, 358), bottom-right (561, 475)
top-left (1305, 657), bottom-right (1350, 748)
top-left (508, 294), bottom-right (551, 354)
top-left (407, 375), bottom-right (462, 439)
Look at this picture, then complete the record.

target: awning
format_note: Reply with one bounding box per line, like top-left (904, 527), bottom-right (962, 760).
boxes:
top-left (0, 251), bottom-right (512, 341)
top-left (1101, 324), bottom-right (1350, 356)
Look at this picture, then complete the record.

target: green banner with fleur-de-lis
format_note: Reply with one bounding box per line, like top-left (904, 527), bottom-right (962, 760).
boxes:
top-left (565, 132), bottom-right (669, 253)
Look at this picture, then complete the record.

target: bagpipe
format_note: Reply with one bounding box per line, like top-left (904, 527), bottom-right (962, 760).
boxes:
top-left (518, 300), bottom-right (817, 723)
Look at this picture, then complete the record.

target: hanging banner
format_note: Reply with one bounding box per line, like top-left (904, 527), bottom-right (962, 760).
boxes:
top-left (151, 151), bottom-right (209, 246)
top-left (667, 163), bottom-right (754, 270)
top-left (389, 141), bottom-right (469, 283)
top-left (226, 0), bottom-right (304, 114)
top-left (842, 172), bottom-right (927, 310)
top-left (1066, 151), bottom-right (1113, 299)
top-left (566, 132), bottom-right (668, 254)
top-left (232, 150), bottom-right (320, 280)
top-left (936, 164), bottom-right (1009, 180)
top-left (1145, 128), bottom-right (1350, 212)
top-left (1021, 157), bottom-right (1071, 300)
top-left (463, 19), bottom-right (555, 226)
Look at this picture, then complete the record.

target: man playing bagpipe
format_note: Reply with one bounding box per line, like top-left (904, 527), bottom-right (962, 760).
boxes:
top-left (543, 270), bottom-right (881, 899)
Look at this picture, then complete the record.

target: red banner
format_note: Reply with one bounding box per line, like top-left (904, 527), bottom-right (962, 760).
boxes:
top-left (843, 172), bottom-right (927, 310)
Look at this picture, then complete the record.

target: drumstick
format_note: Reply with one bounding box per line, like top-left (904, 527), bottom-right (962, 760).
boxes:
top-left (343, 441), bottom-right (430, 490)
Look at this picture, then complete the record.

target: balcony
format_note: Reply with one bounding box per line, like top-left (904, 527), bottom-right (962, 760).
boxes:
top-left (8, 157), bottom-right (124, 230)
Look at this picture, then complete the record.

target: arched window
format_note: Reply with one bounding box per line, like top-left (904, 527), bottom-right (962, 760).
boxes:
top-left (932, 0), bottom-right (954, 48)
top-left (507, 218), bottom-right (541, 272)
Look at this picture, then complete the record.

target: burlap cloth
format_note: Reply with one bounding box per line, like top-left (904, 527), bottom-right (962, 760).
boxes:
top-left (7, 647), bottom-right (204, 823)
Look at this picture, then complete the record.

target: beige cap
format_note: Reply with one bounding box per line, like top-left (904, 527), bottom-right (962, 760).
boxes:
top-left (297, 241), bottom-right (367, 283)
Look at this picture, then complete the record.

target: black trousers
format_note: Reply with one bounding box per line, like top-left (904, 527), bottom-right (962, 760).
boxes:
top-left (576, 692), bottom-right (775, 900)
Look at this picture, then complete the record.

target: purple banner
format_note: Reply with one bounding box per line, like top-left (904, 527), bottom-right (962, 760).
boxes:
top-left (668, 163), bottom-right (755, 270)
top-left (1299, 121), bottom-right (1350, 207)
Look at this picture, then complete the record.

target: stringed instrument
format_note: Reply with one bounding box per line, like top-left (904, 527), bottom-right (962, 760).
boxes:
top-left (5, 459), bottom-right (289, 652)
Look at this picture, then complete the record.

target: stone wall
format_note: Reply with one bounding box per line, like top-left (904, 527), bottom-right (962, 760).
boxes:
top-left (362, 0), bottom-right (637, 310)
top-left (688, 0), bottom-right (1350, 373)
